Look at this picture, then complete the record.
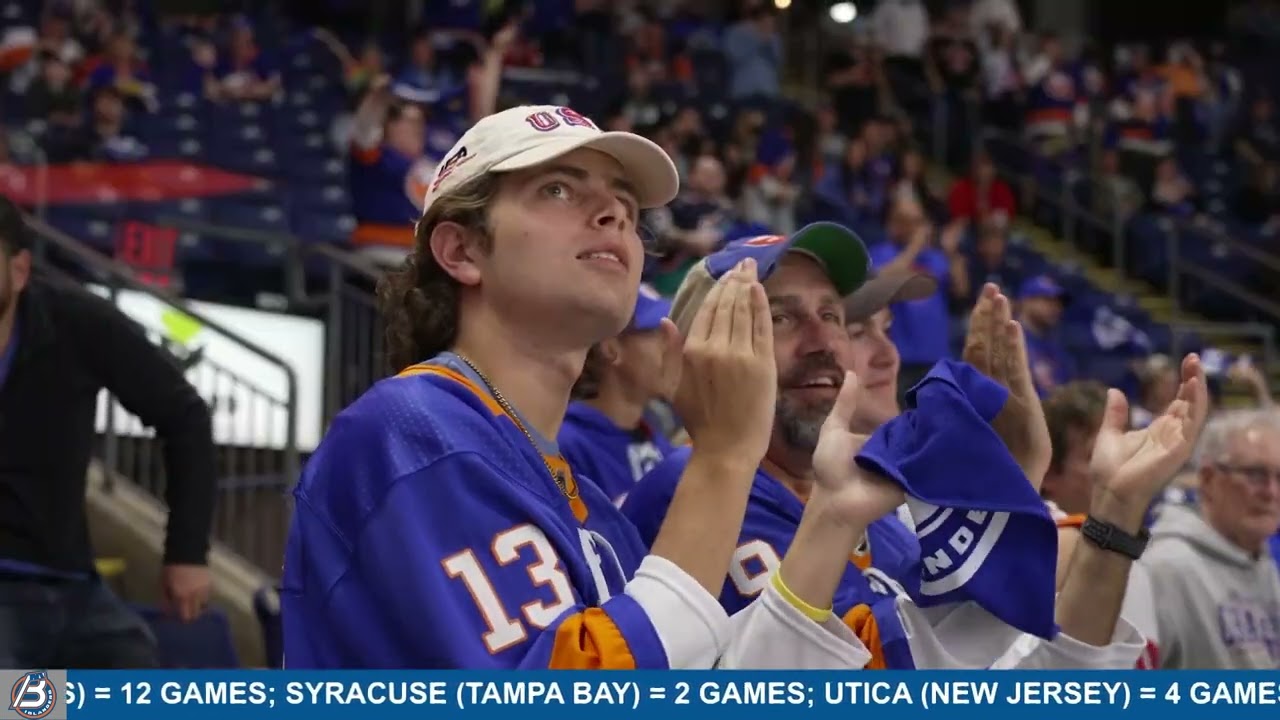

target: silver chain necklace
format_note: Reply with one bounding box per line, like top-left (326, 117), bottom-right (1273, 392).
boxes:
top-left (453, 353), bottom-right (575, 498)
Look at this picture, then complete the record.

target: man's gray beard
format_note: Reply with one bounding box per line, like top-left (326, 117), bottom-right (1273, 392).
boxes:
top-left (774, 394), bottom-right (835, 454)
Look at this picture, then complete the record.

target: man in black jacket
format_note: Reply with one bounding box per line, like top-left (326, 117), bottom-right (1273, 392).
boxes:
top-left (0, 196), bottom-right (217, 667)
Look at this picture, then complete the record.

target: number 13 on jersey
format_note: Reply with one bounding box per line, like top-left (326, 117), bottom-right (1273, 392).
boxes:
top-left (442, 523), bottom-right (617, 653)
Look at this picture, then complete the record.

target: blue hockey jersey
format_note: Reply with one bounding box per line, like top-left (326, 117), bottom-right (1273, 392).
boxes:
top-left (281, 353), bottom-right (675, 669)
top-left (622, 447), bottom-right (922, 668)
top-left (558, 402), bottom-right (676, 505)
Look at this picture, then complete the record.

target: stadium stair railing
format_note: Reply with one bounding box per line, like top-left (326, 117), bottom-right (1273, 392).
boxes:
top-left (148, 216), bottom-right (386, 425)
top-left (25, 218), bottom-right (302, 575)
top-left (975, 127), bottom-right (1280, 403)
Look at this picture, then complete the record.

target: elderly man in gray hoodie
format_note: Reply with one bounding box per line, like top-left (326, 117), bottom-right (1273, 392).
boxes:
top-left (1143, 408), bottom-right (1280, 668)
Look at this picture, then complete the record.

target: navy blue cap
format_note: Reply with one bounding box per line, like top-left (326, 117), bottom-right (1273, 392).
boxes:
top-left (630, 283), bottom-right (671, 331)
top-left (703, 222), bottom-right (870, 296)
top-left (1018, 275), bottom-right (1067, 301)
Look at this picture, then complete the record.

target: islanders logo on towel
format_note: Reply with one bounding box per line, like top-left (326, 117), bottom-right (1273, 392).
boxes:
top-left (910, 501), bottom-right (1011, 598)
top-left (856, 360), bottom-right (1060, 640)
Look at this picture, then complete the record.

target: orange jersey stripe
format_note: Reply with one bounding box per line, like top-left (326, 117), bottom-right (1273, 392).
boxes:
top-left (547, 608), bottom-right (637, 669)
top-left (397, 364), bottom-right (507, 417)
top-left (842, 604), bottom-right (887, 669)
top-left (352, 223), bottom-right (414, 248)
top-left (850, 549), bottom-right (872, 571)
top-left (397, 364), bottom-right (590, 523)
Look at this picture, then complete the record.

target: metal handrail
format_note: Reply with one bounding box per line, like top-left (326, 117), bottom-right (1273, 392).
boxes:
top-left (1171, 217), bottom-right (1280, 275)
top-left (143, 215), bottom-right (389, 421)
top-left (981, 123), bottom-right (1280, 282)
top-left (1166, 320), bottom-right (1278, 372)
top-left (956, 117), bottom-right (1280, 377)
top-left (980, 127), bottom-right (1133, 270)
top-left (153, 215), bottom-right (383, 302)
top-left (307, 241), bottom-right (382, 282)
top-left (976, 126), bottom-right (1280, 323)
top-left (25, 215), bottom-right (301, 482)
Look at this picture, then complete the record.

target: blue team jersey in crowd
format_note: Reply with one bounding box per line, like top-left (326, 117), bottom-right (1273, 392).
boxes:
top-left (349, 143), bottom-right (433, 227)
top-left (280, 354), bottom-right (672, 669)
top-left (622, 446), bottom-right (922, 668)
top-left (1023, 326), bottom-right (1075, 397)
top-left (558, 402), bottom-right (676, 505)
top-left (868, 242), bottom-right (952, 365)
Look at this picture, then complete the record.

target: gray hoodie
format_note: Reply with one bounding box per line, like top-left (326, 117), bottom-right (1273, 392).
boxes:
top-left (1141, 502), bottom-right (1280, 668)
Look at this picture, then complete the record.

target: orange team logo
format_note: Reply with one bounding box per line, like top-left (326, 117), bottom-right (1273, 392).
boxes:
top-left (741, 234), bottom-right (787, 247)
top-left (9, 671), bottom-right (56, 719)
top-left (405, 156), bottom-right (440, 212)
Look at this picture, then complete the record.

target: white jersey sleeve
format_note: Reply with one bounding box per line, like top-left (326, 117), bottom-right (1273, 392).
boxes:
top-left (895, 595), bottom-right (1146, 669)
top-left (717, 583), bottom-right (873, 670)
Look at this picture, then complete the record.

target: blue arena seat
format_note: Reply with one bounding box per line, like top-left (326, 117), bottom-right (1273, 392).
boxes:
top-left (132, 606), bottom-right (240, 669)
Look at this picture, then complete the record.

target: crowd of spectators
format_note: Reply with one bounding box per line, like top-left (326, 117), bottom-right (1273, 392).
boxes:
top-left (0, 0), bottom-right (1277, 670)
top-left (3, 0), bottom-right (1277, 400)
top-left (3, 1), bottom-right (292, 163)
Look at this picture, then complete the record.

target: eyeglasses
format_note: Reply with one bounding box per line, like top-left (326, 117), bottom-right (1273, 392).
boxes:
top-left (1215, 464), bottom-right (1280, 490)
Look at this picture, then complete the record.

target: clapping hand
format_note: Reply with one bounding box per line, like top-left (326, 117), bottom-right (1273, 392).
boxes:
top-left (962, 283), bottom-right (1053, 489)
top-left (1089, 353), bottom-right (1209, 523)
top-left (672, 259), bottom-right (777, 464)
top-left (810, 371), bottom-right (906, 526)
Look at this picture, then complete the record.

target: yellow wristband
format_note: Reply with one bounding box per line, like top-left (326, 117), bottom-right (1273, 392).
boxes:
top-left (770, 571), bottom-right (833, 623)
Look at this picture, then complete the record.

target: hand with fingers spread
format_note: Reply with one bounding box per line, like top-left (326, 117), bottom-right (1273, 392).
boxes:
top-left (672, 258), bottom-right (777, 463)
top-left (963, 282), bottom-right (1053, 489)
top-left (771, 370), bottom-right (905, 616)
top-left (649, 258), bottom-right (778, 600)
top-left (810, 371), bottom-right (907, 526)
top-left (1089, 353), bottom-right (1210, 523)
top-left (1055, 354), bottom-right (1210, 648)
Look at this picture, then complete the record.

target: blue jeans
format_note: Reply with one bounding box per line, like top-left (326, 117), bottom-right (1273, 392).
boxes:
top-left (0, 575), bottom-right (158, 668)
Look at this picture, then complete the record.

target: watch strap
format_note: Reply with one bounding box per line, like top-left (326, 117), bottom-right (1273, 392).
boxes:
top-left (1080, 515), bottom-right (1150, 560)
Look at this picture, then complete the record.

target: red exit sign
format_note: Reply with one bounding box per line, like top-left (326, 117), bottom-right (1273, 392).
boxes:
top-left (115, 221), bottom-right (177, 289)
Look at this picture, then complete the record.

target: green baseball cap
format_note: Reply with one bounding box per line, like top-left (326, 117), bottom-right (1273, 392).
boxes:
top-left (671, 222), bottom-right (871, 334)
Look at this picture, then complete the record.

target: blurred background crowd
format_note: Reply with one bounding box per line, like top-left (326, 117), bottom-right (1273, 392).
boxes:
top-left (1, 0), bottom-right (1278, 668)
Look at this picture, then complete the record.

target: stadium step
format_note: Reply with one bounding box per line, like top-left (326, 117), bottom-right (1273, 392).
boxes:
top-left (1013, 215), bottom-right (1276, 402)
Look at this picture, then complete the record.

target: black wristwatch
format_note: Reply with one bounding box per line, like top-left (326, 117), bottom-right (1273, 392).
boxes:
top-left (1080, 516), bottom-right (1150, 560)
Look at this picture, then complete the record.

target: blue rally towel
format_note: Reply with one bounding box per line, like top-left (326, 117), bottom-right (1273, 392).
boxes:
top-left (855, 360), bottom-right (1059, 640)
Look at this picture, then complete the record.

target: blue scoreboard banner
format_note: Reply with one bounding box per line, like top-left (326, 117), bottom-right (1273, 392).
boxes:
top-left (5, 670), bottom-right (1280, 720)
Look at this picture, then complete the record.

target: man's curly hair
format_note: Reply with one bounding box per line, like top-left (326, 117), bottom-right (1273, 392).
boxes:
top-left (375, 174), bottom-right (499, 374)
